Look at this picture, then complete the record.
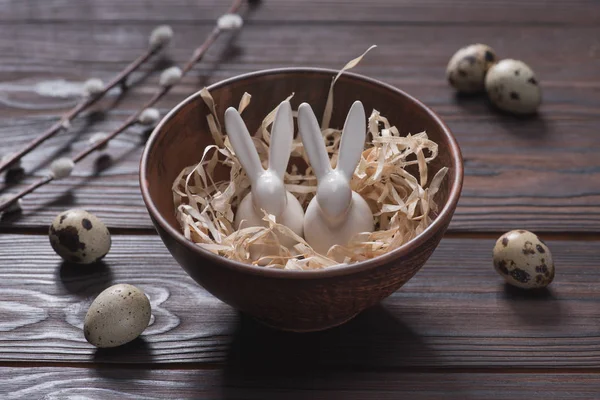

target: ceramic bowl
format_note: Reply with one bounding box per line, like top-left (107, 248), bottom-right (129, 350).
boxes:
top-left (140, 68), bottom-right (463, 332)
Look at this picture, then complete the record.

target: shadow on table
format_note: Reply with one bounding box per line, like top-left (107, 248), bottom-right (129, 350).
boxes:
top-left (91, 337), bottom-right (155, 380)
top-left (453, 90), bottom-right (486, 111)
top-left (453, 91), bottom-right (549, 139)
top-left (489, 110), bottom-right (549, 140)
top-left (218, 305), bottom-right (473, 399)
top-left (56, 260), bottom-right (114, 298)
top-left (502, 283), bottom-right (564, 326)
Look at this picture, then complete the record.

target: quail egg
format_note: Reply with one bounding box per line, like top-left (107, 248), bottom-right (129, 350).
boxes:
top-left (84, 284), bottom-right (151, 348)
top-left (493, 230), bottom-right (554, 289)
top-left (446, 44), bottom-right (497, 93)
top-left (49, 209), bottom-right (111, 264)
top-left (485, 59), bottom-right (541, 114)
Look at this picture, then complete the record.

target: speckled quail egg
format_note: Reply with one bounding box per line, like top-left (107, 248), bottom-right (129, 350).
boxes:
top-left (84, 284), bottom-right (151, 348)
top-left (485, 59), bottom-right (541, 114)
top-left (446, 44), bottom-right (497, 93)
top-left (49, 209), bottom-right (111, 264)
top-left (493, 230), bottom-right (554, 289)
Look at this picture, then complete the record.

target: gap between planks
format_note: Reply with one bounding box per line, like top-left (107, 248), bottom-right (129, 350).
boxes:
top-left (2, 226), bottom-right (600, 241)
top-left (0, 226), bottom-right (159, 236)
top-left (0, 19), bottom-right (595, 28)
top-left (2, 360), bottom-right (600, 375)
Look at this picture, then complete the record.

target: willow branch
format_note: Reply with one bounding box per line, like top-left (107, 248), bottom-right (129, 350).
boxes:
top-left (0, 0), bottom-right (245, 213)
top-left (0, 31), bottom-right (171, 175)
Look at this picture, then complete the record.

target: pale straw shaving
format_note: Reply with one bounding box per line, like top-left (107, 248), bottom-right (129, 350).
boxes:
top-left (172, 49), bottom-right (447, 270)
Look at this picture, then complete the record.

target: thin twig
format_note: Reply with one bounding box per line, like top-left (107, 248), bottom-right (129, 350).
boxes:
top-left (6, 176), bottom-right (53, 204)
top-left (0, 0), bottom-right (245, 213)
top-left (0, 37), bottom-right (169, 175)
top-left (73, 87), bottom-right (168, 163)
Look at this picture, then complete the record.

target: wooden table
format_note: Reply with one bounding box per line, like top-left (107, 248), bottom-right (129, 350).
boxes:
top-left (1, 0), bottom-right (599, 398)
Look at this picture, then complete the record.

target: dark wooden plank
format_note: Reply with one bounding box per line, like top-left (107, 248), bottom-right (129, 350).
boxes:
top-left (1, 233), bottom-right (600, 367)
top-left (1, 23), bottom-right (599, 231)
top-left (2, 367), bottom-right (600, 399)
top-left (0, 0), bottom-right (599, 24)
top-left (1, 24), bottom-right (599, 82)
top-left (4, 105), bottom-right (600, 232)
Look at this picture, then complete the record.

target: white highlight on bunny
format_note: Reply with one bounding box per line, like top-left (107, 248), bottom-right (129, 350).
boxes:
top-left (225, 100), bottom-right (305, 259)
top-left (298, 100), bottom-right (374, 255)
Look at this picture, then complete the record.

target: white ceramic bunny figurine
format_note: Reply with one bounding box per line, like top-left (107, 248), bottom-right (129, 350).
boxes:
top-left (298, 100), bottom-right (374, 255)
top-left (225, 100), bottom-right (304, 254)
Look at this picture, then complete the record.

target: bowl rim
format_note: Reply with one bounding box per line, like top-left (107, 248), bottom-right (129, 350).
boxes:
top-left (140, 67), bottom-right (464, 280)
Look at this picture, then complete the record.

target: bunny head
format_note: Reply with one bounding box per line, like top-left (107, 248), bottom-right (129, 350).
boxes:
top-left (315, 169), bottom-right (352, 225)
top-left (252, 169), bottom-right (287, 217)
top-left (298, 100), bottom-right (367, 225)
top-left (225, 100), bottom-right (294, 217)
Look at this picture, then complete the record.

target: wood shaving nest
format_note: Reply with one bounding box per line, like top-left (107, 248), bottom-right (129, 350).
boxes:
top-left (172, 48), bottom-right (448, 270)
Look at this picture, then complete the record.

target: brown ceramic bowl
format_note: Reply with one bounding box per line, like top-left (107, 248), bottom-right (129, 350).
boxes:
top-left (140, 68), bottom-right (463, 332)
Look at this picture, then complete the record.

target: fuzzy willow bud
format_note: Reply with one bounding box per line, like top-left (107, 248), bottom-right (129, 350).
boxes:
top-left (159, 66), bottom-right (183, 87)
top-left (89, 133), bottom-right (109, 150)
top-left (138, 108), bottom-right (161, 126)
top-left (83, 78), bottom-right (105, 97)
top-left (217, 14), bottom-right (243, 31)
top-left (149, 25), bottom-right (174, 49)
top-left (50, 157), bottom-right (75, 179)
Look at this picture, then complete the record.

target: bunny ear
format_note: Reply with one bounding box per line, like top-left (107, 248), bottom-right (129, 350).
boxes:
top-left (224, 107), bottom-right (264, 183)
top-left (298, 102), bottom-right (332, 180)
top-left (337, 101), bottom-right (366, 180)
top-left (268, 101), bottom-right (294, 178)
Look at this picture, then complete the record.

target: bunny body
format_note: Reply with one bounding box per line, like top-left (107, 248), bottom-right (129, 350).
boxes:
top-left (235, 191), bottom-right (304, 248)
top-left (298, 100), bottom-right (374, 256)
top-left (225, 100), bottom-right (304, 260)
top-left (304, 191), bottom-right (373, 255)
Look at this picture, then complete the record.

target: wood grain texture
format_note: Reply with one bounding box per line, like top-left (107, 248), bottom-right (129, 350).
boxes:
top-left (1, 233), bottom-right (599, 367)
top-left (1, 0), bottom-right (599, 24)
top-left (0, 0), bottom-right (599, 396)
top-left (0, 23), bottom-right (599, 232)
top-left (2, 367), bottom-right (600, 400)
top-left (1, 24), bottom-right (598, 82)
